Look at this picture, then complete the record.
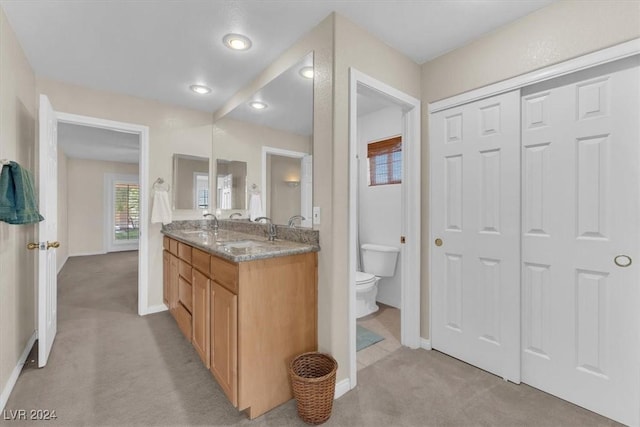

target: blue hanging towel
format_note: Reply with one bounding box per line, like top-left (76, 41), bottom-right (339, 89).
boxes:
top-left (0, 161), bottom-right (44, 225)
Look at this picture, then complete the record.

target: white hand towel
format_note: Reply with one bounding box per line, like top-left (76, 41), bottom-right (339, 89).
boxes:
top-left (249, 193), bottom-right (263, 221)
top-left (151, 190), bottom-right (172, 225)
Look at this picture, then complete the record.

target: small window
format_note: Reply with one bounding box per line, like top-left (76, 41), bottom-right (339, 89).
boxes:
top-left (113, 182), bottom-right (139, 242)
top-left (367, 136), bottom-right (402, 186)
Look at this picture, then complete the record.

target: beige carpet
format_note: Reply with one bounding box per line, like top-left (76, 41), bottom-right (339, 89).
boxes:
top-left (3, 252), bottom-right (618, 426)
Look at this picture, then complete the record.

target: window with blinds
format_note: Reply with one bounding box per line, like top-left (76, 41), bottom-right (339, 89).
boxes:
top-left (367, 136), bottom-right (402, 186)
top-left (114, 183), bottom-right (140, 241)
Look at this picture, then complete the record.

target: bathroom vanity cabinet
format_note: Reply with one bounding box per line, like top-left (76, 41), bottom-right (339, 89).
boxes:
top-left (162, 236), bottom-right (318, 419)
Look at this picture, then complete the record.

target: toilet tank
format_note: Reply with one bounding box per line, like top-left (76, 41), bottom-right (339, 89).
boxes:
top-left (361, 243), bottom-right (400, 277)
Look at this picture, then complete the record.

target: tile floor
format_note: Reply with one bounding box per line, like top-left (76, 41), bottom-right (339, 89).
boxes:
top-left (356, 303), bottom-right (401, 370)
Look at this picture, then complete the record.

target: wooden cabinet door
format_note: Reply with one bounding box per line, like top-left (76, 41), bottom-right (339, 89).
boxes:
top-left (192, 269), bottom-right (210, 367)
top-left (210, 282), bottom-right (238, 407)
top-left (162, 251), bottom-right (169, 306)
top-left (169, 253), bottom-right (179, 314)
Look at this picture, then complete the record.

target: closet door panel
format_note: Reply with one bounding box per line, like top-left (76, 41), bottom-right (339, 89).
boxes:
top-left (521, 56), bottom-right (640, 426)
top-left (430, 90), bottom-right (521, 382)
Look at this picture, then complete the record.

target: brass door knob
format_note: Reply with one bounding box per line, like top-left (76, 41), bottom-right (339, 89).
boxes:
top-left (47, 241), bottom-right (61, 249)
top-left (435, 238), bottom-right (443, 247)
top-left (27, 242), bottom-right (39, 250)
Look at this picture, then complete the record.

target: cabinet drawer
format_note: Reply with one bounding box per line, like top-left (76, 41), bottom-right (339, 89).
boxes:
top-left (169, 238), bottom-right (179, 256)
top-left (178, 242), bottom-right (192, 263)
top-left (178, 276), bottom-right (192, 312)
top-left (174, 302), bottom-right (192, 341)
top-left (163, 236), bottom-right (170, 250)
top-left (179, 260), bottom-right (192, 282)
top-left (192, 248), bottom-right (210, 276)
top-left (211, 255), bottom-right (238, 294)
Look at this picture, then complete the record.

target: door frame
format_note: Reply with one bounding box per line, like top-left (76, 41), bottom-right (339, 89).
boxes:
top-left (348, 69), bottom-right (422, 390)
top-left (56, 111), bottom-right (151, 316)
top-left (427, 38), bottom-right (640, 420)
top-left (104, 173), bottom-right (140, 253)
top-left (429, 38), bottom-right (640, 114)
top-left (429, 38), bottom-right (640, 339)
top-left (261, 146), bottom-right (310, 223)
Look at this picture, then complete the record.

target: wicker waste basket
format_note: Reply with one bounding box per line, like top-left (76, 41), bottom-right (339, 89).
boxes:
top-left (289, 352), bottom-right (338, 425)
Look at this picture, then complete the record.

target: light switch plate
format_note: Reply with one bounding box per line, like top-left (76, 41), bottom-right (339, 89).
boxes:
top-left (313, 206), bottom-right (321, 225)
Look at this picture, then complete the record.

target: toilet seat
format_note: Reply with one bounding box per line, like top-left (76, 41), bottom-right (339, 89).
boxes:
top-left (356, 271), bottom-right (376, 285)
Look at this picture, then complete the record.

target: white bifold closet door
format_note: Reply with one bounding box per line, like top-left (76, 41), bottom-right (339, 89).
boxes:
top-left (521, 56), bottom-right (640, 426)
top-left (430, 90), bottom-right (521, 382)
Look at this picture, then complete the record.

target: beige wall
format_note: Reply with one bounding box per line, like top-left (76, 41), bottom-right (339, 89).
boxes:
top-left (0, 7), bottom-right (37, 408)
top-left (419, 0), bottom-right (640, 337)
top-left (212, 116), bottom-right (311, 214)
top-left (66, 158), bottom-right (139, 255)
top-left (215, 13), bottom-right (421, 383)
top-left (213, 14), bottom-right (341, 376)
top-left (332, 13), bottom-right (421, 377)
top-left (38, 78), bottom-right (213, 309)
top-left (57, 150), bottom-right (68, 272)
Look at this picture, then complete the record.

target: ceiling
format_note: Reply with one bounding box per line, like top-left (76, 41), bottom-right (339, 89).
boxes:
top-left (1, 0), bottom-right (555, 116)
top-left (227, 53), bottom-right (313, 136)
top-left (58, 122), bottom-right (139, 164)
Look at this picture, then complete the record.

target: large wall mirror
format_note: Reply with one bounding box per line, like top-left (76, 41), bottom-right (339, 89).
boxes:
top-left (173, 154), bottom-right (210, 210)
top-left (212, 52), bottom-right (313, 228)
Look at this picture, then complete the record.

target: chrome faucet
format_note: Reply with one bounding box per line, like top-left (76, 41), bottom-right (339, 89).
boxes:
top-left (287, 215), bottom-right (306, 228)
top-left (229, 212), bottom-right (242, 219)
top-left (254, 216), bottom-right (277, 241)
top-left (203, 213), bottom-right (219, 233)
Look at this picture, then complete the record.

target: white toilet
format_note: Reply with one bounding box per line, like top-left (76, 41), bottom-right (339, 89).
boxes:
top-left (356, 243), bottom-right (400, 318)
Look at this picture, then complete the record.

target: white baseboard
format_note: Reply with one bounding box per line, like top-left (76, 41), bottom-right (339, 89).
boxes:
top-left (68, 251), bottom-right (106, 257)
top-left (334, 378), bottom-right (351, 400)
top-left (141, 304), bottom-right (168, 316)
top-left (0, 331), bottom-right (36, 412)
top-left (421, 338), bottom-right (432, 350)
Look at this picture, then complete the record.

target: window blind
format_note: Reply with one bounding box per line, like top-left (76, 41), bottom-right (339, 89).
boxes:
top-left (367, 136), bottom-right (402, 186)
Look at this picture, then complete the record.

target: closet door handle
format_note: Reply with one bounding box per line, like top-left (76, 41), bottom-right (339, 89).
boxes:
top-left (47, 241), bottom-right (60, 249)
top-left (614, 255), bottom-right (632, 267)
top-left (435, 238), bottom-right (443, 247)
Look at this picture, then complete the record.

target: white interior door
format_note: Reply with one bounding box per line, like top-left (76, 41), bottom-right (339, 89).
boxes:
top-left (300, 154), bottom-right (312, 227)
top-left (38, 94), bottom-right (58, 367)
top-left (430, 90), bottom-right (521, 381)
top-left (521, 56), bottom-right (640, 426)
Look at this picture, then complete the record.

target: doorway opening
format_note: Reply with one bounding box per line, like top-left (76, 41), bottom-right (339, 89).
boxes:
top-left (261, 146), bottom-right (312, 228)
top-left (55, 111), bottom-right (150, 316)
top-left (347, 69), bottom-right (421, 390)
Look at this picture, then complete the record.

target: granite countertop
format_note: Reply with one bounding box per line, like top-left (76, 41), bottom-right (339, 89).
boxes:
top-left (162, 227), bottom-right (319, 263)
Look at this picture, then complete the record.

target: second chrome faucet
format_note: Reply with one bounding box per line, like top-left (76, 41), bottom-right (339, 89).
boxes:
top-left (254, 216), bottom-right (277, 241)
top-left (203, 213), bottom-right (219, 233)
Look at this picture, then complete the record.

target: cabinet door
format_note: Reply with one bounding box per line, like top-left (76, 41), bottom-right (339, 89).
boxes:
top-left (192, 269), bottom-right (210, 367)
top-left (210, 282), bottom-right (237, 407)
top-left (169, 253), bottom-right (179, 314)
top-left (162, 251), bottom-right (169, 306)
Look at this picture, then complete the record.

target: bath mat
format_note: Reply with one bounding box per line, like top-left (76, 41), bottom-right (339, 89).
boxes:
top-left (357, 325), bottom-right (384, 352)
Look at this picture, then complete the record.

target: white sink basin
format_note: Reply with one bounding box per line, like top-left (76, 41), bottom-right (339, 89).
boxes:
top-left (223, 240), bottom-right (262, 249)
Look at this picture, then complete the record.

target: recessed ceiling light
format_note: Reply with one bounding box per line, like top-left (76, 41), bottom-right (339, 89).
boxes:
top-left (190, 84), bottom-right (211, 94)
top-left (249, 101), bottom-right (267, 110)
top-left (223, 33), bottom-right (252, 51)
top-left (299, 67), bottom-right (314, 79)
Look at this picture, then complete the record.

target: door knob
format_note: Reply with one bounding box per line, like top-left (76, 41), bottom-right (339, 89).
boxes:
top-left (614, 255), bottom-right (632, 267)
top-left (435, 238), bottom-right (443, 247)
top-left (47, 241), bottom-right (60, 249)
top-left (27, 242), bottom-right (39, 250)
